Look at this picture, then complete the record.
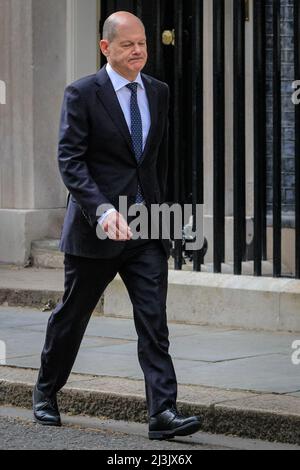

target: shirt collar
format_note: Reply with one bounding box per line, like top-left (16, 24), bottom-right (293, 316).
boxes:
top-left (106, 63), bottom-right (144, 91)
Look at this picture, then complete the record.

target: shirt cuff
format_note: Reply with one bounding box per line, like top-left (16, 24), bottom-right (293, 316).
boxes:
top-left (98, 208), bottom-right (117, 226)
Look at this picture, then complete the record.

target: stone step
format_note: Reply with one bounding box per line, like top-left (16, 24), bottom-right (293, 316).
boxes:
top-left (1, 261), bottom-right (299, 332)
top-left (31, 239), bottom-right (64, 269)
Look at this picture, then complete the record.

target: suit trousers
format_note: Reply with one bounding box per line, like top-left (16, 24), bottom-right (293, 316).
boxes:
top-left (37, 237), bottom-right (178, 417)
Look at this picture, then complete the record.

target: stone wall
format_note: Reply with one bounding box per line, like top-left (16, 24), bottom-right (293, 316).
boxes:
top-left (0, 0), bottom-right (99, 264)
top-left (0, 0), bottom-right (67, 264)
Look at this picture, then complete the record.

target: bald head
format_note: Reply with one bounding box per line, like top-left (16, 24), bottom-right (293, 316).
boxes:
top-left (101, 11), bottom-right (145, 42)
top-left (99, 11), bottom-right (147, 81)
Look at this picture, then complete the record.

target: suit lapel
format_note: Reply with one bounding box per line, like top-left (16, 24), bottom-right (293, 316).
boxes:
top-left (95, 66), bottom-right (159, 166)
top-left (95, 67), bottom-right (134, 156)
top-left (139, 73), bottom-right (159, 166)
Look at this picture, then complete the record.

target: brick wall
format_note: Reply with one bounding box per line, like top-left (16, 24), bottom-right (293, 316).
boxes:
top-left (266, 0), bottom-right (295, 218)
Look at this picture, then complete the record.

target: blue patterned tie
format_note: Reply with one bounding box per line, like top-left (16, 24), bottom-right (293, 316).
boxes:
top-left (126, 82), bottom-right (144, 204)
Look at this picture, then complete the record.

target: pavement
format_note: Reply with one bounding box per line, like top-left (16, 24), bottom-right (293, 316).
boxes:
top-left (1, 265), bottom-right (300, 445)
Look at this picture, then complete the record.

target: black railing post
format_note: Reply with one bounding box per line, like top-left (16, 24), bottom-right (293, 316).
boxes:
top-left (135, 0), bottom-right (142, 18)
top-left (213, 0), bottom-right (225, 273)
top-left (253, 0), bottom-right (266, 276)
top-left (173, 0), bottom-right (184, 270)
top-left (191, 0), bottom-right (204, 272)
top-left (272, 0), bottom-right (282, 277)
top-left (233, 0), bottom-right (246, 275)
top-left (154, 0), bottom-right (162, 79)
top-left (294, 0), bottom-right (300, 279)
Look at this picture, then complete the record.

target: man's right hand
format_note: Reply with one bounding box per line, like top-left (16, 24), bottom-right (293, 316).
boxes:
top-left (101, 211), bottom-right (133, 241)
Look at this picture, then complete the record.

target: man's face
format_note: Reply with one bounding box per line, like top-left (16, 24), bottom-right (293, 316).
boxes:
top-left (100, 22), bottom-right (148, 80)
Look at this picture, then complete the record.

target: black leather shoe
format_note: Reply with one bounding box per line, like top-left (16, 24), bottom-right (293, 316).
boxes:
top-left (149, 407), bottom-right (201, 440)
top-left (32, 385), bottom-right (61, 426)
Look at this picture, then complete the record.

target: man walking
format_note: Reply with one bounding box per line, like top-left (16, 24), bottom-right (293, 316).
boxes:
top-left (33, 11), bottom-right (201, 440)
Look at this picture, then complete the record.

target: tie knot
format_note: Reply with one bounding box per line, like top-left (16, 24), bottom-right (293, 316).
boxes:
top-left (126, 82), bottom-right (138, 94)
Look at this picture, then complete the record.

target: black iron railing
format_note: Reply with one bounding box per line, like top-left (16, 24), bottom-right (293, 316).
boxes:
top-left (213, 0), bottom-right (225, 274)
top-left (191, 0), bottom-right (204, 272)
top-left (272, 0), bottom-right (282, 277)
top-left (233, 0), bottom-right (246, 275)
top-left (253, 0), bottom-right (267, 277)
top-left (178, 0), bottom-right (299, 278)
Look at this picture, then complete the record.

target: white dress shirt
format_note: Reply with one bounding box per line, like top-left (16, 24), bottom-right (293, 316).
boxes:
top-left (106, 63), bottom-right (151, 149)
top-left (98, 63), bottom-right (151, 225)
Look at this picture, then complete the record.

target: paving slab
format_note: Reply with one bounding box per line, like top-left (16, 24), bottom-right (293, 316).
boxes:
top-left (165, 354), bottom-right (300, 393)
top-left (0, 266), bottom-right (63, 291)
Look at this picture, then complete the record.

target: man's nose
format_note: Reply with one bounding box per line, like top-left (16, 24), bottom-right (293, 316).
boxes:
top-left (133, 44), bottom-right (142, 54)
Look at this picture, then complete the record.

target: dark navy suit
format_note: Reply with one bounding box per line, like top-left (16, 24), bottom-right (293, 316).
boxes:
top-left (59, 66), bottom-right (170, 259)
top-left (36, 66), bottom-right (177, 417)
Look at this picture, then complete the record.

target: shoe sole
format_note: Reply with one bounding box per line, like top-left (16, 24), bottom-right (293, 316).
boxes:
top-left (148, 420), bottom-right (201, 440)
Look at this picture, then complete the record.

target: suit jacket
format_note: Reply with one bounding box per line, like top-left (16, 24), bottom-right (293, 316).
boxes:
top-left (58, 65), bottom-right (170, 259)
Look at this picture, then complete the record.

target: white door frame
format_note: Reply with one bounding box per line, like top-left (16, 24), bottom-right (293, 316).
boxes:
top-left (66, 0), bottom-right (100, 84)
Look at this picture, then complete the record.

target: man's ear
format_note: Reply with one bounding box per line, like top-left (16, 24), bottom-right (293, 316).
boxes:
top-left (100, 40), bottom-right (109, 57)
